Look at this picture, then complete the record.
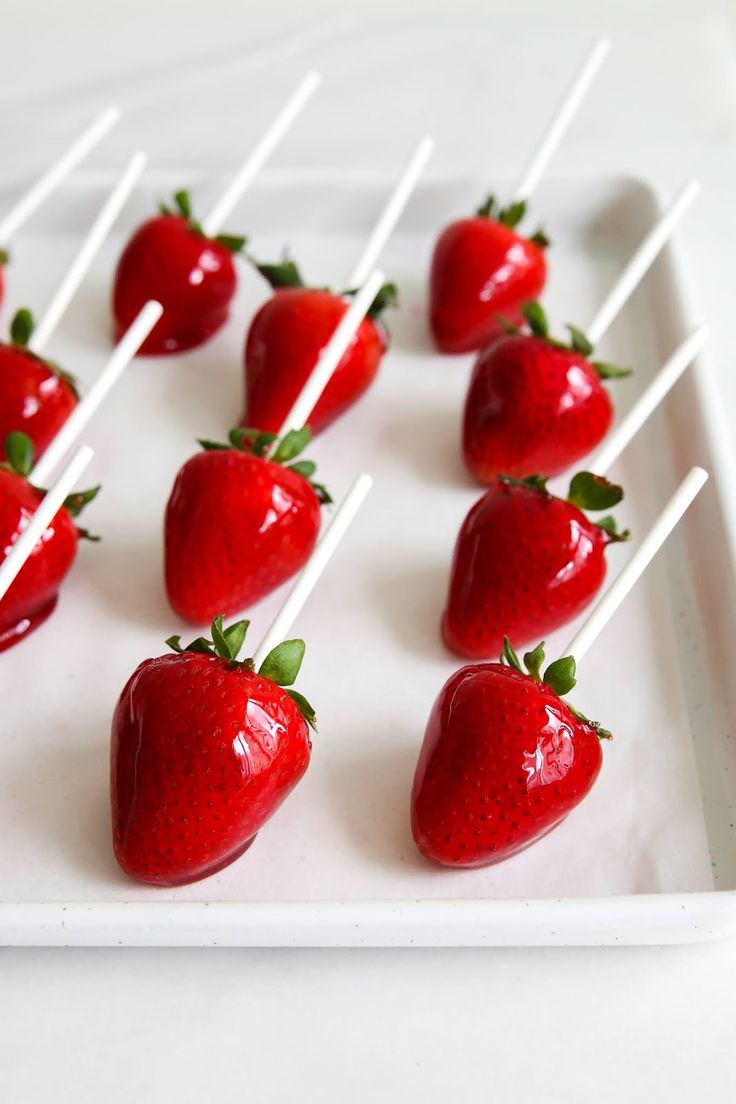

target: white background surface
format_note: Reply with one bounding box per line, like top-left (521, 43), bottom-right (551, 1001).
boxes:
top-left (2, 0), bottom-right (736, 1098)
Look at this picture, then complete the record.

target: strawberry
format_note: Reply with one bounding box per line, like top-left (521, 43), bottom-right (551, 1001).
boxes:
top-left (0, 309), bottom-right (78, 458)
top-left (429, 196), bottom-right (548, 355)
top-left (165, 425), bottom-right (330, 624)
top-left (411, 638), bottom-right (607, 867)
top-left (443, 472), bottom-right (629, 659)
top-left (111, 190), bottom-right (246, 355)
top-left (0, 432), bottom-right (99, 652)
top-left (241, 258), bottom-right (395, 435)
top-left (463, 302), bottom-right (630, 482)
top-left (111, 617), bottom-right (316, 886)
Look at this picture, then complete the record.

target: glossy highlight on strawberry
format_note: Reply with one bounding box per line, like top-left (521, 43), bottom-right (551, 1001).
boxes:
top-left (0, 432), bottom-right (99, 652)
top-left (0, 309), bottom-right (78, 458)
top-left (429, 195), bottom-right (548, 354)
top-left (463, 302), bottom-right (631, 482)
top-left (112, 190), bottom-right (245, 355)
top-left (411, 640), bottom-right (606, 868)
top-left (164, 426), bottom-right (330, 625)
top-left (443, 472), bottom-right (629, 659)
top-left (241, 257), bottom-right (395, 435)
top-left (111, 618), bottom-right (316, 886)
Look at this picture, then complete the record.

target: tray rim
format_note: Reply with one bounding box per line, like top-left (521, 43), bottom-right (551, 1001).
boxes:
top-left (1, 167), bottom-right (735, 948)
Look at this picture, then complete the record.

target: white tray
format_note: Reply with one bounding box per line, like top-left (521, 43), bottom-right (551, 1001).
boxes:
top-left (1, 170), bottom-right (735, 947)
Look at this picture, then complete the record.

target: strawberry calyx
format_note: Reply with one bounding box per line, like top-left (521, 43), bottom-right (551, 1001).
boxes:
top-left (476, 194), bottom-right (550, 249)
top-left (7, 309), bottom-right (80, 398)
top-left (497, 472), bottom-right (630, 541)
top-left (158, 190), bottom-right (247, 255)
top-left (1, 431), bottom-right (101, 539)
top-left (0, 247), bottom-right (9, 265)
top-left (500, 302), bottom-right (632, 380)
top-left (500, 636), bottom-right (612, 740)
top-left (197, 425), bottom-right (333, 505)
top-left (251, 252), bottom-right (399, 326)
top-left (166, 615), bottom-right (317, 730)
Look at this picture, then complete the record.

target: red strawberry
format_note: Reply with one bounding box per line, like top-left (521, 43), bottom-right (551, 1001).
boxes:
top-left (111, 618), bottom-right (316, 886)
top-left (443, 472), bottom-right (629, 659)
top-left (241, 258), bottom-right (395, 435)
top-left (411, 639), bottom-right (607, 867)
top-left (463, 302), bottom-right (630, 482)
top-left (112, 190), bottom-right (245, 355)
top-left (0, 309), bottom-right (78, 458)
top-left (0, 432), bottom-right (99, 652)
top-left (165, 426), bottom-right (330, 624)
top-left (429, 196), bottom-right (548, 355)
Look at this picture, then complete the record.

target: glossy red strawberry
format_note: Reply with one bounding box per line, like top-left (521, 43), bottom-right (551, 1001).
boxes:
top-left (165, 426), bottom-right (330, 624)
top-left (411, 640), bottom-right (607, 867)
top-left (111, 618), bottom-right (316, 886)
top-left (463, 302), bottom-right (630, 482)
top-left (112, 190), bottom-right (245, 355)
top-left (429, 196), bottom-right (548, 355)
top-left (0, 309), bottom-right (78, 458)
top-left (242, 258), bottom-right (395, 435)
top-left (0, 432), bottom-right (99, 652)
top-left (443, 472), bottom-right (629, 659)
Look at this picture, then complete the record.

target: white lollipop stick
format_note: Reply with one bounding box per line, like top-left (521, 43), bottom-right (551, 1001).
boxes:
top-left (345, 136), bottom-right (435, 289)
top-left (588, 326), bottom-right (709, 476)
top-left (561, 466), bottom-right (708, 665)
top-left (201, 71), bottom-right (321, 238)
top-left (30, 300), bottom-right (163, 485)
top-left (0, 106), bottom-right (121, 245)
top-left (585, 180), bottom-right (700, 346)
top-left (252, 473), bottom-right (373, 668)
top-left (274, 268), bottom-right (385, 440)
top-left (0, 445), bottom-right (94, 602)
top-left (29, 151), bottom-right (147, 355)
top-left (511, 38), bottom-right (610, 204)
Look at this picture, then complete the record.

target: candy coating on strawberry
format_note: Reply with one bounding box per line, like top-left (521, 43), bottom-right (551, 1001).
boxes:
top-left (443, 473), bottom-right (628, 659)
top-left (165, 428), bottom-right (327, 624)
top-left (0, 310), bottom-right (78, 457)
top-left (0, 432), bottom-right (98, 651)
top-left (111, 621), bottom-right (315, 886)
top-left (411, 643), bottom-right (604, 868)
top-left (112, 191), bottom-right (244, 355)
top-left (463, 303), bottom-right (629, 482)
top-left (242, 259), bottom-right (394, 435)
top-left (429, 197), bottom-right (547, 355)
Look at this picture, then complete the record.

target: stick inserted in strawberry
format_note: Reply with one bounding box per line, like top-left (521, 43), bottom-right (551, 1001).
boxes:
top-left (111, 72), bottom-right (320, 356)
top-left (0, 433), bottom-right (98, 652)
top-left (428, 38), bottom-right (609, 355)
top-left (113, 473), bottom-right (372, 887)
top-left (413, 467), bottom-right (708, 869)
top-left (463, 302), bottom-right (630, 482)
top-left (241, 137), bottom-right (433, 435)
top-left (0, 105), bottom-right (121, 308)
top-left (0, 153), bottom-right (147, 460)
top-left (165, 274), bottom-right (382, 625)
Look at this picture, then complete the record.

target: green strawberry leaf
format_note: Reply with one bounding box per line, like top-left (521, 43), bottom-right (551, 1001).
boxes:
top-left (10, 308), bottom-right (34, 348)
top-left (3, 431), bottom-right (34, 477)
top-left (529, 228), bottom-right (551, 248)
top-left (216, 233), bottom-right (247, 254)
top-left (259, 639), bottom-right (306, 686)
top-left (592, 361), bottom-right (633, 380)
top-left (254, 258), bottom-right (305, 289)
top-left (543, 656), bottom-right (577, 697)
top-left (498, 200), bottom-right (526, 228)
top-left (272, 426), bottom-right (311, 464)
top-left (289, 460), bottom-right (317, 478)
top-left (286, 688), bottom-right (317, 731)
top-left (566, 324), bottom-right (594, 357)
top-left (521, 301), bottom-right (549, 338)
top-left (501, 636), bottom-right (523, 673)
top-left (476, 194), bottom-right (496, 218)
top-left (174, 189), bottom-right (192, 220)
top-left (523, 642), bottom-right (546, 681)
top-left (567, 472), bottom-right (624, 512)
top-left (63, 484), bottom-right (101, 518)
